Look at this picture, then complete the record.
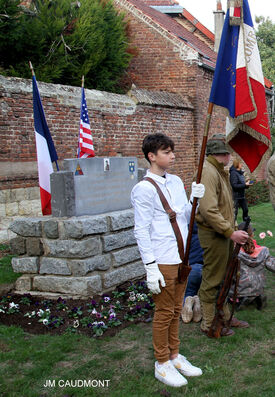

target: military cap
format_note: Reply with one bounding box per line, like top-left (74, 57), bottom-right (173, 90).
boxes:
top-left (206, 134), bottom-right (231, 155)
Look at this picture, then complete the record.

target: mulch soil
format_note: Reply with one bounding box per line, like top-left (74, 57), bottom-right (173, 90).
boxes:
top-left (0, 281), bottom-right (154, 338)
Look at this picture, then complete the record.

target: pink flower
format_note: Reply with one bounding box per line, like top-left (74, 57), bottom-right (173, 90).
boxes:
top-left (259, 232), bottom-right (266, 239)
top-left (267, 230), bottom-right (273, 237)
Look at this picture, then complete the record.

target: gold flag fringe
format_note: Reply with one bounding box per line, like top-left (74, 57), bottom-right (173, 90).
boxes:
top-left (227, 121), bottom-right (272, 175)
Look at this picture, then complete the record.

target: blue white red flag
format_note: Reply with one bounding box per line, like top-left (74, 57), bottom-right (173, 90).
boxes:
top-left (32, 75), bottom-right (58, 215)
top-left (78, 87), bottom-right (95, 158)
top-left (209, 0), bottom-right (271, 172)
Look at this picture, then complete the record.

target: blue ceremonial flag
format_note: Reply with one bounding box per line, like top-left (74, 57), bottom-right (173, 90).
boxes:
top-left (209, 0), bottom-right (271, 172)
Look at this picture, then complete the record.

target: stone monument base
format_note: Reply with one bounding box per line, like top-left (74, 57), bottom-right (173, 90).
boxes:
top-left (9, 209), bottom-right (144, 298)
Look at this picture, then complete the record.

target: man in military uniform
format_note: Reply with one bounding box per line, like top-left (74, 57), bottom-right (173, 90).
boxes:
top-left (195, 134), bottom-right (249, 336)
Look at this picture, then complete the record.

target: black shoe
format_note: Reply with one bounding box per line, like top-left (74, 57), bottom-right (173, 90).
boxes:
top-left (236, 296), bottom-right (256, 311)
top-left (255, 295), bottom-right (267, 310)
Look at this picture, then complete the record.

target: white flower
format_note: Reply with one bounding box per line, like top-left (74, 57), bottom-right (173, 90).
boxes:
top-left (267, 230), bottom-right (273, 237)
top-left (42, 318), bottom-right (49, 325)
top-left (92, 308), bottom-right (97, 315)
top-left (37, 309), bottom-right (44, 317)
top-left (24, 312), bottom-right (32, 318)
top-left (128, 292), bottom-right (136, 302)
top-left (0, 308), bottom-right (5, 313)
top-left (9, 302), bottom-right (19, 309)
top-left (259, 232), bottom-right (266, 239)
top-left (104, 296), bottom-right (110, 303)
top-left (73, 320), bottom-right (79, 328)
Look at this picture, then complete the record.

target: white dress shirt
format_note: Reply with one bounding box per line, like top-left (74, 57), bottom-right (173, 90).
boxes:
top-left (131, 170), bottom-right (192, 265)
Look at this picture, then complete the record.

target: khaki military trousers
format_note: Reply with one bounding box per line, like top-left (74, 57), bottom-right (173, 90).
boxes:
top-left (198, 228), bottom-right (233, 331)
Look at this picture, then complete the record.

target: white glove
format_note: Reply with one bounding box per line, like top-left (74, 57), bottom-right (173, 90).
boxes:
top-left (191, 182), bottom-right (205, 199)
top-left (145, 262), bottom-right (166, 294)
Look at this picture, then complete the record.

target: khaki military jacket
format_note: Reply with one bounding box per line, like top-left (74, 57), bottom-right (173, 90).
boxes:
top-left (196, 155), bottom-right (235, 238)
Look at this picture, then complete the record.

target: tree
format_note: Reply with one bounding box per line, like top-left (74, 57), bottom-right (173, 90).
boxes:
top-left (0, 0), bottom-right (24, 71)
top-left (0, 0), bottom-right (132, 92)
top-left (256, 16), bottom-right (275, 84)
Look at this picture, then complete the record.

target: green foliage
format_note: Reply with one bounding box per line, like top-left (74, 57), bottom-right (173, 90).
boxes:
top-left (0, 0), bottom-right (132, 92)
top-left (0, 244), bottom-right (19, 284)
top-left (0, 0), bottom-right (23, 72)
top-left (246, 180), bottom-right (270, 206)
top-left (256, 16), bottom-right (275, 84)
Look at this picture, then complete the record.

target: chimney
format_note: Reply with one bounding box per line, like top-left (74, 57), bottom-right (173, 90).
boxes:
top-left (214, 0), bottom-right (225, 52)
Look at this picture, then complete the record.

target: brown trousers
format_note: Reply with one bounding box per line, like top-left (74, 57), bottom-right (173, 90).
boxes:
top-left (152, 264), bottom-right (187, 363)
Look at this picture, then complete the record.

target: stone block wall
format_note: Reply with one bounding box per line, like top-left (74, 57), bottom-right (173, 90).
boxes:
top-left (9, 209), bottom-right (145, 298)
top-left (0, 186), bottom-right (41, 242)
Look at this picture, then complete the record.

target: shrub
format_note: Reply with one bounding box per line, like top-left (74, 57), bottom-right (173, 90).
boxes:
top-left (0, 0), bottom-right (132, 92)
top-left (246, 180), bottom-right (270, 206)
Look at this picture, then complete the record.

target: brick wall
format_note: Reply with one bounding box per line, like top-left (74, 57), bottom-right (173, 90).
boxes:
top-left (0, 76), bottom-right (197, 192)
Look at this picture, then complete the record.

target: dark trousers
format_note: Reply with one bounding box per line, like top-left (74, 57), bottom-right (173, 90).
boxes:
top-left (184, 263), bottom-right (202, 300)
top-left (234, 198), bottom-right (248, 221)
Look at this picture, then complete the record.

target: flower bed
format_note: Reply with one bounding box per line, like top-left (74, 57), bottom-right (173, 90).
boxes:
top-left (0, 280), bottom-right (154, 338)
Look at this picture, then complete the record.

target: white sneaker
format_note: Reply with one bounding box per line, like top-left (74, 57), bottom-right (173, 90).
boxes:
top-left (181, 296), bottom-right (194, 323)
top-left (171, 354), bottom-right (202, 377)
top-left (193, 295), bottom-right (202, 323)
top-left (155, 360), bottom-right (188, 387)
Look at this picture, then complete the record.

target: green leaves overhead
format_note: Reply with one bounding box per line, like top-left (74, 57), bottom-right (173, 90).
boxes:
top-left (256, 16), bottom-right (275, 85)
top-left (0, 0), bottom-right (132, 92)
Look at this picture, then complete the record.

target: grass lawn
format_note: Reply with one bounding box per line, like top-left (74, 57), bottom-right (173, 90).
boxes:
top-left (0, 203), bottom-right (274, 397)
top-left (0, 245), bottom-right (20, 285)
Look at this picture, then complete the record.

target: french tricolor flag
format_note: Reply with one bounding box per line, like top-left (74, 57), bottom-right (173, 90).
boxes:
top-left (32, 75), bottom-right (58, 215)
top-left (209, 0), bottom-right (271, 172)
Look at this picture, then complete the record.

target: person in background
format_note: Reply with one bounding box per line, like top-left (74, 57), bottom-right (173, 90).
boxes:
top-left (181, 222), bottom-right (203, 323)
top-left (229, 159), bottom-right (250, 221)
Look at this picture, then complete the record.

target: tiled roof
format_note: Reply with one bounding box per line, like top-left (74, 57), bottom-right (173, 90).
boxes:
top-left (128, 87), bottom-right (194, 109)
top-left (127, 0), bottom-right (217, 68)
top-left (264, 77), bottom-right (273, 90)
top-left (141, 0), bottom-right (214, 42)
top-left (182, 8), bottom-right (215, 42)
top-left (141, 0), bottom-right (178, 5)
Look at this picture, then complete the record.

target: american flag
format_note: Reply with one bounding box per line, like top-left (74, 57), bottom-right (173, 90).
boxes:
top-left (78, 87), bottom-right (95, 158)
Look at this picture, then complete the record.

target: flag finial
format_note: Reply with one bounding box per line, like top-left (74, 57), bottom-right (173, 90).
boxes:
top-left (228, 0), bottom-right (243, 25)
top-left (29, 61), bottom-right (35, 76)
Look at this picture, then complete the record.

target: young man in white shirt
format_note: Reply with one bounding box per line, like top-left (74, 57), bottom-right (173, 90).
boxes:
top-left (131, 133), bottom-right (205, 387)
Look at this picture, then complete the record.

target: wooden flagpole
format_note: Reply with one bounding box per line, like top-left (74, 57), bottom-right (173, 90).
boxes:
top-left (179, 102), bottom-right (214, 283)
